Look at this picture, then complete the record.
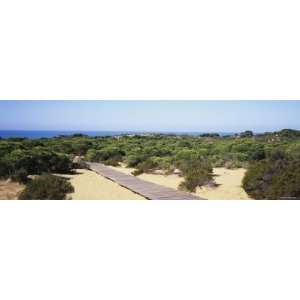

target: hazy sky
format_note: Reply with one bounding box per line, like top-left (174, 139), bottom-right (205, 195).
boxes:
top-left (0, 100), bottom-right (300, 132)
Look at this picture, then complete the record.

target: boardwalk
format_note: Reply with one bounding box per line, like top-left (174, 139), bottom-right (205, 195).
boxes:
top-left (87, 162), bottom-right (205, 200)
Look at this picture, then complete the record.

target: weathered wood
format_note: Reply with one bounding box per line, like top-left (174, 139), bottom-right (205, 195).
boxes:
top-left (86, 162), bottom-right (205, 200)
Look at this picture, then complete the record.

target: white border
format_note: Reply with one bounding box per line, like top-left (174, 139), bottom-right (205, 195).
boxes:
top-left (1, 0), bottom-right (300, 299)
top-left (0, 0), bottom-right (300, 100)
top-left (1, 200), bottom-right (300, 300)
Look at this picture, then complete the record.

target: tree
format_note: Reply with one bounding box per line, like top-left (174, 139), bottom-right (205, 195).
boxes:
top-left (278, 129), bottom-right (300, 138)
top-left (240, 130), bottom-right (254, 138)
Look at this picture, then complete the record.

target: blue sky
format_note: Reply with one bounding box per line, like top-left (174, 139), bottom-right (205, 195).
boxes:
top-left (0, 101), bottom-right (300, 133)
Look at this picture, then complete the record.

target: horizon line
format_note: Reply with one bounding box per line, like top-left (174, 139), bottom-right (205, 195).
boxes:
top-left (1, 128), bottom-right (300, 133)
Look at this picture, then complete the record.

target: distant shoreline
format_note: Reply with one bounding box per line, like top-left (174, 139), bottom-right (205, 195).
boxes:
top-left (0, 130), bottom-right (237, 139)
top-left (1, 128), bottom-right (299, 139)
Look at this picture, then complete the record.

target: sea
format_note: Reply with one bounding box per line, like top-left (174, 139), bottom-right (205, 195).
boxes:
top-left (0, 130), bottom-right (236, 139)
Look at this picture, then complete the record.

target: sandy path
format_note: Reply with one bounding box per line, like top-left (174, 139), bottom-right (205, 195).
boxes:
top-left (109, 165), bottom-right (251, 200)
top-left (61, 169), bottom-right (145, 200)
top-left (0, 180), bottom-right (24, 200)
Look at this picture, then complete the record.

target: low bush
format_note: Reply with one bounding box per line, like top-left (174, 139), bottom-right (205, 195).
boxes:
top-left (18, 174), bottom-right (74, 200)
top-left (1, 149), bottom-right (73, 178)
top-left (0, 159), bottom-right (11, 179)
top-left (240, 130), bottom-right (254, 138)
top-left (243, 153), bottom-right (300, 199)
top-left (49, 155), bottom-right (73, 173)
top-left (11, 168), bottom-right (29, 184)
top-left (131, 158), bottom-right (159, 175)
top-left (85, 147), bottom-right (124, 165)
top-left (126, 154), bottom-right (147, 168)
top-left (132, 169), bottom-right (143, 176)
top-left (104, 157), bottom-right (121, 167)
top-left (177, 155), bottom-right (213, 192)
top-left (179, 169), bottom-right (212, 192)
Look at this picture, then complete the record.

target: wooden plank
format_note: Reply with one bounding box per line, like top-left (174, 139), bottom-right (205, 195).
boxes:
top-left (86, 162), bottom-right (205, 200)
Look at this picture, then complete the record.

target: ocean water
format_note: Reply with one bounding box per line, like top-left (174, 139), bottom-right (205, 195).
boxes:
top-left (0, 131), bottom-right (136, 139)
top-left (0, 130), bottom-right (235, 139)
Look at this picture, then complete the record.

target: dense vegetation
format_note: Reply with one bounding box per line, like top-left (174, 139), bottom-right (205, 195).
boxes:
top-left (1, 128), bottom-right (300, 199)
top-left (0, 146), bottom-right (73, 181)
top-left (19, 174), bottom-right (74, 200)
top-left (243, 150), bottom-right (300, 199)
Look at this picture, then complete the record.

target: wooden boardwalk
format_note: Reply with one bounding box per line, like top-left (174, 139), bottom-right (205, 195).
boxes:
top-left (87, 162), bottom-right (205, 200)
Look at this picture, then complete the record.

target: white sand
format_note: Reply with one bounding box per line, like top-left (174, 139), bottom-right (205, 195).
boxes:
top-left (0, 180), bottom-right (24, 200)
top-left (196, 168), bottom-right (250, 200)
top-left (109, 165), bottom-right (251, 200)
top-left (61, 169), bottom-right (145, 200)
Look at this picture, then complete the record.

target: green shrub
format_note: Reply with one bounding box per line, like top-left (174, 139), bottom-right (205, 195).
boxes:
top-left (0, 159), bottom-right (11, 179)
top-left (224, 160), bottom-right (242, 169)
top-left (177, 156), bottom-right (213, 192)
top-left (213, 158), bottom-right (226, 168)
top-left (286, 143), bottom-right (300, 159)
top-left (132, 169), bottom-right (143, 176)
top-left (152, 156), bottom-right (173, 172)
top-left (86, 147), bottom-right (124, 165)
top-left (104, 157), bottom-right (121, 166)
top-left (85, 149), bottom-right (97, 161)
top-left (131, 158), bottom-right (158, 175)
top-left (126, 154), bottom-right (146, 167)
top-left (71, 142), bottom-right (90, 156)
top-left (11, 168), bottom-right (29, 184)
top-left (3, 149), bottom-right (73, 176)
top-left (240, 130), bottom-right (254, 138)
top-left (49, 155), bottom-right (73, 173)
top-left (18, 174), bottom-right (74, 200)
top-left (249, 148), bottom-right (265, 160)
top-left (243, 154), bottom-right (300, 199)
top-left (179, 169), bottom-right (212, 192)
top-left (175, 149), bottom-right (199, 162)
top-left (278, 129), bottom-right (300, 138)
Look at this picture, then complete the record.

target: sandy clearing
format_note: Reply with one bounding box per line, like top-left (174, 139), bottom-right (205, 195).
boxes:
top-left (60, 169), bottom-right (145, 200)
top-left (0, 167), bottom-right (251, 200)
top-left (109, 165), bottom-right (251, 200)
top-left (0, 180), bottom-right (24, 200)
top-left (196, 168), bottom-right (250, 200)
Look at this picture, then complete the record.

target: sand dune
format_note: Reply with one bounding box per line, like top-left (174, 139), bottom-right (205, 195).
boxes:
top-left (0, 180), bottom-right (24, 200)
top-left (0, 167), bottom-right (250, 200)
top-left (62, 169), bottom-right (145, 200)
top-left (196, 168), bottom-right (250, 200)
top-left (109, 165), bottom-right (251, 200)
